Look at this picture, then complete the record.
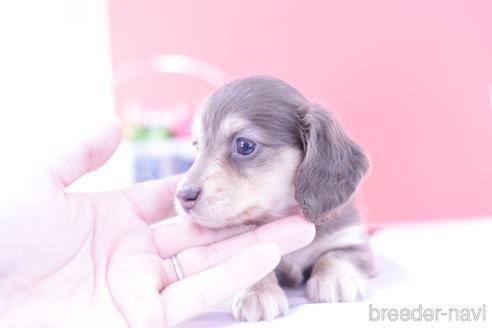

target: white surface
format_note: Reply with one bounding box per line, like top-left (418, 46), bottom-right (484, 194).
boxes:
top-left (180, 218), bottom-right (492, 327)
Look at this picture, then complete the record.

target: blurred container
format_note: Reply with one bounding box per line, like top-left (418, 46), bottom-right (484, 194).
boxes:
top-left (124, 104), bottom-right (196, 182)
top-left (114, 55), bottom-right (228, 183)
top-left (132, 138), bottom-right (195, 182)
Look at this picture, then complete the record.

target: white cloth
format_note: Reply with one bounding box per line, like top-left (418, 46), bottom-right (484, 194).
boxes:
top-left (180, 218), bottom-right (492, 327)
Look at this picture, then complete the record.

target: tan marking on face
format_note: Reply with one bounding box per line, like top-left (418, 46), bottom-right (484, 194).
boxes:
top-left (191, 110), bottom-right (204, 144)
top-left (191, 95), bottom-right (211, 143)
top-left (176, 113), bottom-right (303, 228)
top-left (183, 147), bottom-right (301, 228)
top-left (219, 115), bottom-right (248, 139)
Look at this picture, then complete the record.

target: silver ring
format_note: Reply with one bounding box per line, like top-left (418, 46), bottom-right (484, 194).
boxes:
top-left (171, 256), bottom-right (184, 281)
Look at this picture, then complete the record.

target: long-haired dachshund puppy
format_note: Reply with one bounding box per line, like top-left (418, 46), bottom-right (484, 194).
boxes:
top-left (175, 75), bottom-right (374, 322)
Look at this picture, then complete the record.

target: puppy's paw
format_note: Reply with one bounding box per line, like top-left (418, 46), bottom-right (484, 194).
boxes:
top-left (306, 260), bottom-right (366, 303)
top-left (232, 284), bottom-right (289, 322)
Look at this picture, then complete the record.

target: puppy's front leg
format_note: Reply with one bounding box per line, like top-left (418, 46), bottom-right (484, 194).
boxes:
top-left (232, 272), bottom-right (288, 322)
top-left (306, 247), bottom-right (371, 303)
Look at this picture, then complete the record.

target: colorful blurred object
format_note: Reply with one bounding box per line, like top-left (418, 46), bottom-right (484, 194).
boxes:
top-left (122, 102), bottom-right (196, 182)
top-left (113, 54), bottom-right (229, 182)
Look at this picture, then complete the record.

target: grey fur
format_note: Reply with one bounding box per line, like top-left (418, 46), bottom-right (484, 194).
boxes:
top-left (200, 75), bottom-right (369, 221)
top-left (295, 104), bottom-right (369, 220)
top-left (201, 75), bottom-right (306, 150)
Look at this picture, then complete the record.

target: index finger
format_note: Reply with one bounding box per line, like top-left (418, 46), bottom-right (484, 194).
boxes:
top-left (118, 175), bottom-right (182, 224)
top-left (152, 215), bottom-right (314, 259)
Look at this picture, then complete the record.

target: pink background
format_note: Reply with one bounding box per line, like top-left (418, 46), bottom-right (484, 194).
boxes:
top-left (108, 0), bottom-right (492, 223)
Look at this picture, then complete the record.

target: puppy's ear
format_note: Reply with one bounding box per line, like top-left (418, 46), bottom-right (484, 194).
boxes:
top-left (295, 104), bottom-right (369, 220)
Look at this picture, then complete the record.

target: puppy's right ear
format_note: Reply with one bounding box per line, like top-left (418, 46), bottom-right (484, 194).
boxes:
top-left (295, 104), bottom-right (369, 220)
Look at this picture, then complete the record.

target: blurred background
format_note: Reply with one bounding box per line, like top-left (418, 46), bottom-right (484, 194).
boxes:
top-left (1, 0), bottom-right (492, 225)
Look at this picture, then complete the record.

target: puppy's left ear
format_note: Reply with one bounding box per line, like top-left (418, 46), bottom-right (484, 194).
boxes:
top-left (295, 104), bottom-right (369, 220)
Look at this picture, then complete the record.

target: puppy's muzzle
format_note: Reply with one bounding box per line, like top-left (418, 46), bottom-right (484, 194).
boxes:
top-left (176, 186), bottom-right (201, 210)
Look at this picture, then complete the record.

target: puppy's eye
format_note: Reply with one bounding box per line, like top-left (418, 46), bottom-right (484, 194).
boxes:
top-left (235, 137), bottom-right (256, 156)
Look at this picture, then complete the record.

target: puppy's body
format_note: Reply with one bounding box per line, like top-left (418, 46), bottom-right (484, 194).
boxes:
top-left (278, 202), bottom-right (373, 289)
top-left (175, 76), bottom-right (373, 322)
top-left (232, 203), bottom-right (374, 321)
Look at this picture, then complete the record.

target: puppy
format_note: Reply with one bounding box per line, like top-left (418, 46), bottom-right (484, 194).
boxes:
top-left (175, 75), bottom-right (374, 322)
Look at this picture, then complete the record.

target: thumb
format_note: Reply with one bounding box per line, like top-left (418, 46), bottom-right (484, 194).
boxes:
top-left (50, 116), bottom-right (122, 187)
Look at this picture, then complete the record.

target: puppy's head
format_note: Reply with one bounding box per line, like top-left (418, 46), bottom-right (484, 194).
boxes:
top-left (175, 76), bottom-right (368, 228)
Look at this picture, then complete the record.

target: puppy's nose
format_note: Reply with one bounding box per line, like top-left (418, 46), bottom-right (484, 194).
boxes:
top-left (176, 186), bottom-right (201, 210)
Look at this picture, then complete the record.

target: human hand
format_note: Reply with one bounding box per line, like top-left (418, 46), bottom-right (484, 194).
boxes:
top-left (0, 118), bottom-right (315, 328)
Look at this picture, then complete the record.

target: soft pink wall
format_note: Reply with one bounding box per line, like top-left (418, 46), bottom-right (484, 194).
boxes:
top-left (109, 0), bottom-right (492, 223)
